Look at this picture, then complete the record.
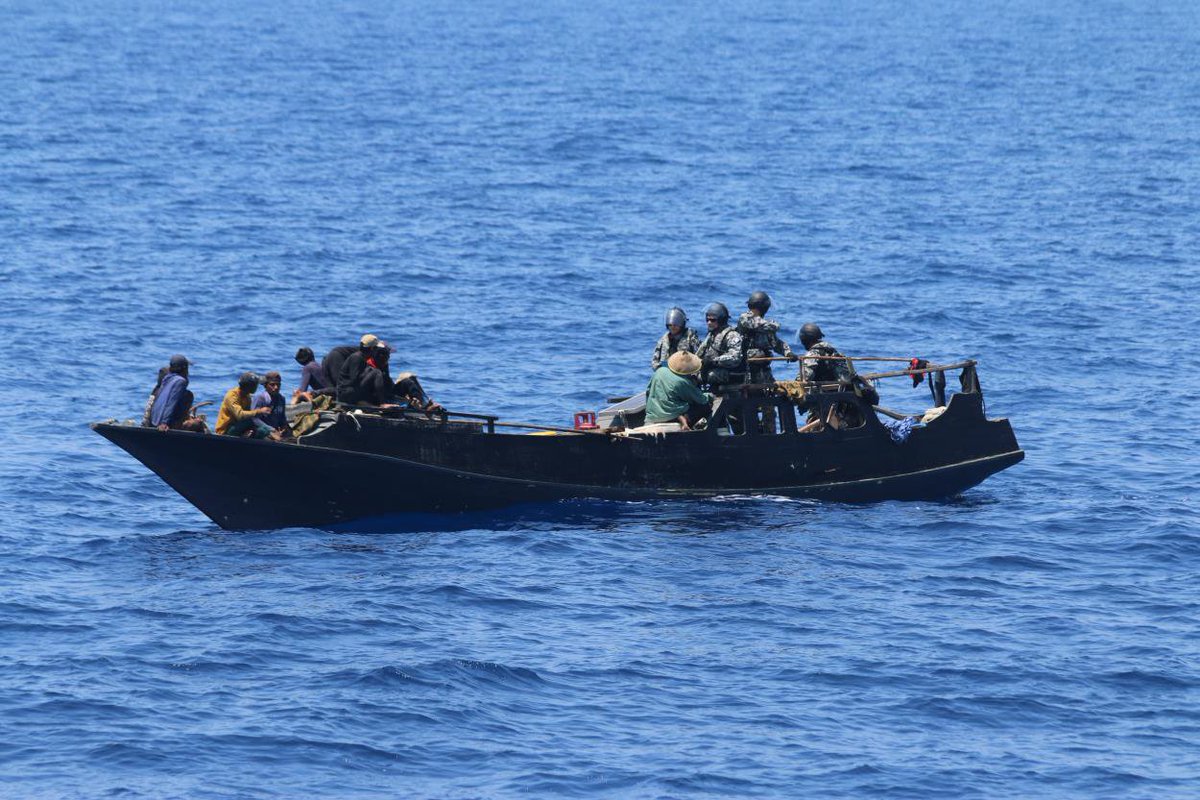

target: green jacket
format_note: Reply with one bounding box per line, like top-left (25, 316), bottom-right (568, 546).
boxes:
top-left (644, 369), bottom-right (713, 424)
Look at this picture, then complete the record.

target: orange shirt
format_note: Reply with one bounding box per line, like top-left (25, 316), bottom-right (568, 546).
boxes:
top-left (215, 387), bottom-right (254, 435)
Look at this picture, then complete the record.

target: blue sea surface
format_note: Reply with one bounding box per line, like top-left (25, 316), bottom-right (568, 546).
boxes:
top-left (2, 0), bottom-right (1199, 797)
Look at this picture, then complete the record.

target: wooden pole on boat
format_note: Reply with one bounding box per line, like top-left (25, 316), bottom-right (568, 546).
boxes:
top-left (344, 405), bottom-right (608, 436)
top-left (748, 355), bottom-right (918, 363)
top-left (860, 360), bottom-right (975, 381)
top-left (490, 420), bottom-right (608, 436)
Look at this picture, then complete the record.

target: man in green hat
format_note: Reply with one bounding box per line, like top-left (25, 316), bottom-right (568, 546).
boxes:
top-left (644, 352), bottom-right (713, 430)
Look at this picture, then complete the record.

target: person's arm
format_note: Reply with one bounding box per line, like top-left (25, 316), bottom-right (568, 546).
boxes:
top-left (772, 334), bottom-right (794, 359)
top-left (226, 393), bottom-right (267, 421)
top-left (651, 336), bottom-right (665, 370)
top-left (737, 313), bottom-right (780, 335)
top-left (678, 378), bottom-right (713, 407)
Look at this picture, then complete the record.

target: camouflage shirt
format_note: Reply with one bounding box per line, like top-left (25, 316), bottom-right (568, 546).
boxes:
top-left (800, 340), bottom-right (855, 384)
top-left (650, 327), bottom-right (701, 371)
top-left (736, 311), bottom-right (793, 360)
top-left (696, 326), bottom-right (745, 371)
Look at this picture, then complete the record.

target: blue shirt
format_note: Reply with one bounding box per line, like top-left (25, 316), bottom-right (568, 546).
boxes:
top-left (251, 388), bottom-right (287, 429)
top-left (149, 373), bottom-right (188, 427)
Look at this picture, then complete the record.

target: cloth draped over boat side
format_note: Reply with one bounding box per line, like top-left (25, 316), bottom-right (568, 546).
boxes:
top-left (881, 416), bottom-right (917, 443)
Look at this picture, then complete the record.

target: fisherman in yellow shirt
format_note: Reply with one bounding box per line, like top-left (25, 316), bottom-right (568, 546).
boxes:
top-left (215, 372), bottom-right (276, 438)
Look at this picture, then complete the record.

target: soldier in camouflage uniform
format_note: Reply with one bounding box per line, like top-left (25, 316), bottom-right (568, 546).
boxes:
top-left (797, 323), bottom-right (855, 384)
top-left (737, 292), bottom-right (797, 433)
top-left (695, 302), bottom-right (745, 392)
top-left (650, 307), bottom-right (701, 371)
top-left (737, 291), bottom-right (797, 385)
top-left (798, 323), bottom-right (861, 427)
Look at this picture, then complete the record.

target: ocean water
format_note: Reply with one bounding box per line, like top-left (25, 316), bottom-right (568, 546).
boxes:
top-left (2, 0), bottom-right (1199, 797)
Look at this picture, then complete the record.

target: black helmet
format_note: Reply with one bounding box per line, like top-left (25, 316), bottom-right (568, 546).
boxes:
top-left (664, 307), bottom-right (688, 328)
top-left (747, 291), bottom-right (771, 312)
top-left (704, 302), bottom-right (730, 324)
top-left (238, 371), bottom-right (260, 392)
top-left (799, 323), bottom-right (824, 349)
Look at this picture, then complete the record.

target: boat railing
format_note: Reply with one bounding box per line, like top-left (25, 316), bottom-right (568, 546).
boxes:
top-left (338, 404), bottom-right (609, 437)
top-left (711, 358), bottom-right (983, 428)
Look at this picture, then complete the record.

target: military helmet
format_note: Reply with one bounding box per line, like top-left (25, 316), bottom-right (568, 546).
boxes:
top-left (664, 307), bottom-right (688, 328)
top-left (747, 291), bottom-right (771, 312)
top-left (799, 322), bottom-right (824, 349)
top-left (704, 302), bottom-right (730, 323)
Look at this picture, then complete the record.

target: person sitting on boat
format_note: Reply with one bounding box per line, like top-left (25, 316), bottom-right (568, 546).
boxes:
top-left (651, 307), bottom-right (700, 371)
top-left (147, 354), bottom-right (206, 432)
top-left (695, 302), bottom-right (745, 393)
top-left (391, 371), bottom-right (445, 416)
top-left (644, 352), bottom-right (712, 430)
top-left (798, 323), bottom-right (871, 428)
top-left (320, 344), bottom-right (357, 390)
top-left (292, 347), bottom-right (333, 403)
top-left (335, 333), bottom-right (383, 406)
top-left (357, 342), bottom-right (446, 416)
top-left (252, 371), bottom-right (293, 439)
top-left (216, 372), bottom-right (277, 439)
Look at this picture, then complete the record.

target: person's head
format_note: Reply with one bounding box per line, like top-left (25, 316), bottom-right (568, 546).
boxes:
top-left (263, 371), bottom-right (283, 395)
top-left (169, 354), bottom-right (190, 376)
top-left (747, 291), bottom-right (771, 316)
top-left (664, 307), bottom-right (688, 336)
top-left (667, 351), bottom-right (702, 377)
top-left (238, 372), bottom-right (260, 395)
top-left (704, 302), bottom-right (729, 331)
top-left (294, 347), bottom-right (314, 365)
top-left (799, 323), bottom-right (824, 350)
top-left (359, 333), bottom-right (379, 353)
top-left (375, 342), bottom-right (392, 363)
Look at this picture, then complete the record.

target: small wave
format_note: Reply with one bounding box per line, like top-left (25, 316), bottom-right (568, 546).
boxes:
top-left (959, 555), bottom-right (1066, 571)
top-left (1097, 670), bottom-right (1196, 691)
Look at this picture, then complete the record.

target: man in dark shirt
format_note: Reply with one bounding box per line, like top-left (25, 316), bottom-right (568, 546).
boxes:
top-left (252, 371), bottom-right (291, 439)
top-left (321, 344), bottom-right (358, 390)
top-left (336, 334), bottom-right (381, 405)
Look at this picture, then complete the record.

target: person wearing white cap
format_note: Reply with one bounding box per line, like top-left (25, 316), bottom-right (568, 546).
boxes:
top-left (335, 333), bottom-right (383, 405)
top-left (644, 352), bottom-right (713, 430)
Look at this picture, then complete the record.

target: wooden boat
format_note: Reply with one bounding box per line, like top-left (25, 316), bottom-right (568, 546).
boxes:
top-left (92, 360), bottom-right (1022, 530)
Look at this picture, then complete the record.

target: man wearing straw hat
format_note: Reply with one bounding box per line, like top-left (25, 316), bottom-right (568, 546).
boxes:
top-left (644, 352), bottom-right (713, 431)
